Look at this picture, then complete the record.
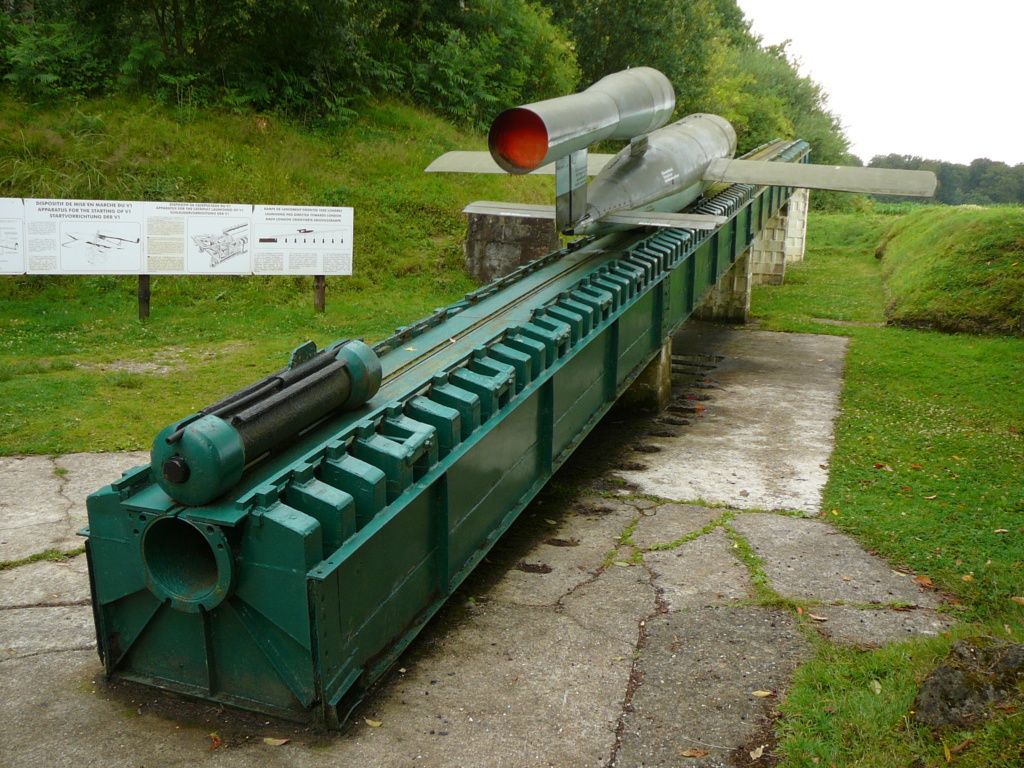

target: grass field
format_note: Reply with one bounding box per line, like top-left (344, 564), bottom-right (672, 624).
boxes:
top-left (754, 211), bottom-right (1024, 768)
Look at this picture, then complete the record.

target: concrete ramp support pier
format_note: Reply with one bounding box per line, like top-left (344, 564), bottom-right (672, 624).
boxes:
top-left (695, 187), bottom-right (809, 323)
top-left (463, 212), bottom-right (561, 283)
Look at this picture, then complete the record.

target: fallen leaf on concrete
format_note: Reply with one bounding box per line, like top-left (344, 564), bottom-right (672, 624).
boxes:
top-left (1011, 597), bottom-right (1024, 606)
top-left (365, 718), bottom-right (383, 728)
top-left (209, 733), bottom-right (222, 751)
top-left (750, 745), bottom-right (764, 760)
top-left (613, 561), bottom-right (630, 567)
top-left (915, 576), bottom-right (933, 586)
top-left (751, 690), bottom-right (774, 697)
top-left (263, 738), bottom-right (290, 746)
top-left (681, 749), bottom-right (708, 758)
top-left (950, 739), bottom-right (974, 754)
top-left (807, 613), bottom-right (828, 622)
top-left (841, 576), bottom-right (852, 581)
top-left (870, 680), bottom-right (882, 695)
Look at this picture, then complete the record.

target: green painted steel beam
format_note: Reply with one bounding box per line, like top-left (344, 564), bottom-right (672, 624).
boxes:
top-left (84, 139), bottom-right (810, 727)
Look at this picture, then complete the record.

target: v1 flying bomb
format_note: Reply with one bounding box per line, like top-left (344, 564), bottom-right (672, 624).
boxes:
top-left (426, 67), bottom-right (936, 236)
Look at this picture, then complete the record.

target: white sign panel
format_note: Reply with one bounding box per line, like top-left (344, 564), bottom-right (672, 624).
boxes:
top-left (25, 199), bottom-right (144, 274)
top-left (252, 205), bottom-right (353, 275)
top-left (0, 198), bottom-right (353, 276)
top-left (144, 202), bottom-right (252, 274)
top-left (0, 197), bottom-right (25, 274)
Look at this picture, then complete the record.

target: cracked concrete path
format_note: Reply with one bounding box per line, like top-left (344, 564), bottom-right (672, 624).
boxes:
top-left (0, 451), bottom-right (148, 562)
top-left (0, 326), bottom-right (955, 767)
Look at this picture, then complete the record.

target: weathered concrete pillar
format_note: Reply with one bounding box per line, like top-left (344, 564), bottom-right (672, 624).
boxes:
top-left (621, 341), bottom-right (673, 411)
top-left (463, 213), bottom-right (560, 283)
top-left (692, 247), bottom-right (752, 324)
top-left (784, 188), bottom-right (810, 264)
top-left (749, 208), bottom-right (788, 286)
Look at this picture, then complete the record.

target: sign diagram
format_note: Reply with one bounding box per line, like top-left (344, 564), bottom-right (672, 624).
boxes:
top-left (61, 224), bottom-right (142, 270)
top-left (191, 222), bottom-right (249, 268)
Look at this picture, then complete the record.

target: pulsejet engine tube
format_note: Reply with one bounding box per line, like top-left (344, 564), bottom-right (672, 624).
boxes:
top-left (151, 338), bottom-right (382, 507)
top-left (488, 67), bottom-right (676, 174)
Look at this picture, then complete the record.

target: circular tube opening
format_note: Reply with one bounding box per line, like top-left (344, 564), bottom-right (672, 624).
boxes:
top-left (489, 108), bottom-right (549, 173)
top-left (142, 517), bottom-right (228, 610)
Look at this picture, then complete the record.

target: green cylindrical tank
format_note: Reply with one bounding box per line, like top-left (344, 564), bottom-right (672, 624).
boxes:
top-left (151, 339), bottom-right (381, 506)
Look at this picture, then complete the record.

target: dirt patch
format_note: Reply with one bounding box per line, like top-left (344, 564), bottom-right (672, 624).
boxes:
top-left (515, 562), bottom-right (552, 574)
top-left (544, 538), bottom-right (579, 547)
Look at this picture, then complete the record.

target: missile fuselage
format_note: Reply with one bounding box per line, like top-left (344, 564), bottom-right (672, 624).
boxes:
top-left (575, 114), bottom-right (737, 235)
top-left (441, 68), bottom-right (935, 235)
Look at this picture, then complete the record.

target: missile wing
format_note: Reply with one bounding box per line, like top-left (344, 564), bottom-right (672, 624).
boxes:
top-left (426, 151), bottom-right (617, 177)
top-left (703, 158), bottom-right (937, 197)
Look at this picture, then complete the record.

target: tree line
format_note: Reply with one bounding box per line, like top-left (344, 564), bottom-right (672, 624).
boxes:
top-left (0, 1), bottom-right (848, 163)
top-left (869, 154), bottom-right (1024, 206)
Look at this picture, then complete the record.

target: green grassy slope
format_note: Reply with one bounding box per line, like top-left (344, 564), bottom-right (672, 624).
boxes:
top-left (0, 96), bottom-right (550, 453)
top-left (879, 206), bottom-right (1024, 335)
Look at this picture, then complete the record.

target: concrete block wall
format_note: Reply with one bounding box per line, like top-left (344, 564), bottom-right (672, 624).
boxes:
top-left (784, 188), bottom-right (810, 264)
top-left (695, 189), bottom-right (810, 323)
top-left (692, 247), bottom-right (751, 324)
top-left (749, 214), bottom-right (788, 286)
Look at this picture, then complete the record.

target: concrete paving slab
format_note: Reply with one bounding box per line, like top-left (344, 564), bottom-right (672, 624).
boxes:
top-left (616, 325), bottom-right (847, 514)
top-left (800, 605), bottom-right (956, 647)
top-left (0, 651), bottom-right (308, 768)
top-left (0, 553), bottom-right (90, 608)
top-left (486, 501), bottom-right (639, 606)
top-left (338, 583), bottom-right (651, 768)
top-left (1, 604), bottom-right (95, 658)
top-left (614, 607), bottom-right (809, 767)
top-left (0, 455), bottom-right (69, 562)
top-left (730, 512), bottom-right (938, 607)
top-left (631, 503), bottom-right (725, 549)
top-left (54, 451), bottom-right (149, 537)
top-left (644, 528), bottom-right (752, 610)
top-left (0, 452), bottom-right (149, 562)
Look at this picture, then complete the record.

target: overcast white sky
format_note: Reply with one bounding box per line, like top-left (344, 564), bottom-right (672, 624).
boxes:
top-left (736, 1), bottom-right (1024, 166)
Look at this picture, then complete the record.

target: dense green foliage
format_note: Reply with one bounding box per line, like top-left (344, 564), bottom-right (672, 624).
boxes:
top-left (0, 0), bottom-right (851, 169)
top-left (0, 1), bottom-right (579, 128)
top-left (871, 153), bottom-right (1024, 206)
top-left (878, 206), bottom-right (1024, 335)
top-left (542, 0), bottom-right (851, 163)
